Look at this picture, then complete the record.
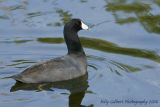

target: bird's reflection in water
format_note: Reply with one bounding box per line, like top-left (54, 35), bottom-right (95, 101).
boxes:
top-left (10, 73), bottom-right (93, 107)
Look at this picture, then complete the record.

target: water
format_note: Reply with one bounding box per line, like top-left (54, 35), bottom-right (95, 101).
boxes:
top-left (0, 0), bottom-right (160, 107)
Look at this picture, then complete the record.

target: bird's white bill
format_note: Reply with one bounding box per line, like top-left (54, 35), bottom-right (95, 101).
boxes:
top-left (81, 21), bottom-right (89, 30)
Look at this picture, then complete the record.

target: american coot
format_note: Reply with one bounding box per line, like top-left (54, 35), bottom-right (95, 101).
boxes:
top-left (11, 19), bottom-right (89, 83)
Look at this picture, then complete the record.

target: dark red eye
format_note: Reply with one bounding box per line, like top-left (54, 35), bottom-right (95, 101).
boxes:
top-left (75, 21), bottom-right (81, 25)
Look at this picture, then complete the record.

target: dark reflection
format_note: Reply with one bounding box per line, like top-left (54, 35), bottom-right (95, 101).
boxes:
top-left (106, 2), bottom-right (151, 13)
top-left (138, 15), bottom-right (160, 34)
top-left (11, 73), bottom-right (92, 107)
top-left (88, 64), bottom-right (98, 71)
top-left (109, 60), bottom-right (141, 73)
top-left (0, 15), bottom-right (9, 20)
top-left (153, 0), bottom-right (160, 6)
top-left (0, 39), bottom-right (33, 44)
top-left (7, 59), bottom-right (36, 68)
top-left (105, 0), bottom-right (160, 34)
top-left (0, 4), bottom-right (26, 11)
top-left (37, 37), bottom-right (159, 62)
top-left (115, 17), bottom-right (137, 25)
top-left (38, 37), bottom-right (64, 44)
top-left (54, 9), bottom-right (72, 27)
top-left (14, 40), bottom-right (33, 44)
top-left (105, 59), bottom-right (141, 76)
top-left (0, 0), bottom-right (72, 27)
top-left (0, 1), bottom-right (26, 23)
top-left (80, 0), bottom-right (88, 3)
top-left (27, 11), bottom-right (47, 18)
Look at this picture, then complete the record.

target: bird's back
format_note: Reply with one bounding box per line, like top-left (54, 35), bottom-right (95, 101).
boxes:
top-left (12, 54), bottom-right (87, 83)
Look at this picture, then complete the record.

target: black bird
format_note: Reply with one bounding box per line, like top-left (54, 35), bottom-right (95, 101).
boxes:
top-left (11, 19), bottom-right (89, 83)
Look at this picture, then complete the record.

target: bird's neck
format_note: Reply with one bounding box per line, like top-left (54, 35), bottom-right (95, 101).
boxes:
top-left (64, 29), bottom-right (85, 55)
